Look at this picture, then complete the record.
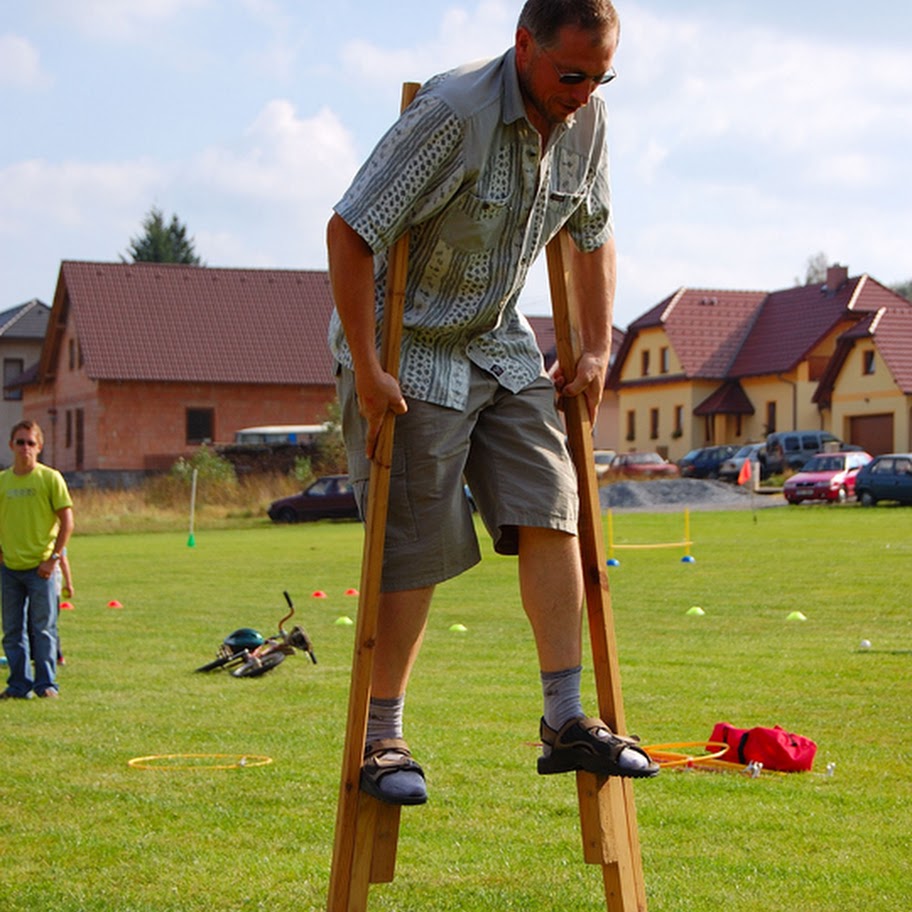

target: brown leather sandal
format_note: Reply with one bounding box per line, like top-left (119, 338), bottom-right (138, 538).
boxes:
top-left (538, 716), bottom-right (659, 778)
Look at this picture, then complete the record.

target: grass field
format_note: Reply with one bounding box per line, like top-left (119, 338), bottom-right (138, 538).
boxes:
top-left (1, 504), bottom-right (909, 911)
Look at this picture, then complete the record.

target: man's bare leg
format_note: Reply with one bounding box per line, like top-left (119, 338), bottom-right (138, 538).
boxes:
top-left (371, 585), bottom-right (434, 699)
top-left (518, 526), bottom-right (583, 673)
top-left (518, 525), bottom-right (657, 777)
top-left (361, 585), bottom-right (434, 805)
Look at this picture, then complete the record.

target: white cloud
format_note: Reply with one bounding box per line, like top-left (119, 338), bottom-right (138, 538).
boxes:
top-left (194, 101), bottom-right (359, 206)
top-left (38, 0), bottom-right (212, 41)
top-left (340, 0), bottom-right (512, 87)
top-left (0, 157), bottom-right (163, 233)
top-left (186, 100), bottom-right (361, 267)
top-left (0, 34), bottom-right (49, 88)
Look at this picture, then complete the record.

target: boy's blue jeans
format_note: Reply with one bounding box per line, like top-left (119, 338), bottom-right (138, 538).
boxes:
top-left (1, 565), bottom-right (58, 697)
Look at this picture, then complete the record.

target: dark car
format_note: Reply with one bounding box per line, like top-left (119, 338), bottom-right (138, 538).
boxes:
top-left (764, 430), bottom-right (843, 474)
top-left (677, 445), bottom-right (738, 479)
top-left (607, 452), bottom-right (680, 479)
top-left (782, 451), bottom-right (872, 504)
top-left (268, 474), bottom-right (360, 523)
top-left (854, 453), bottom-right (912, 506)
top-left (718, 443), bottom-right (769, 483)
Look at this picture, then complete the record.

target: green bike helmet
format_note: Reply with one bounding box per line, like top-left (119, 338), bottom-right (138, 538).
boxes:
top-left (222, 628), bottom-right (265, 654)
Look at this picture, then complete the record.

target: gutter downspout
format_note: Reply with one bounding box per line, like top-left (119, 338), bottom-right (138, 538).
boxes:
top-left (777, 374), bottom-right (799, 430)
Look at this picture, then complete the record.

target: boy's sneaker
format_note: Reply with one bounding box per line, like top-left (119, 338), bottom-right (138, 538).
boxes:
top-left (537, 716), bottom-right (659, 778)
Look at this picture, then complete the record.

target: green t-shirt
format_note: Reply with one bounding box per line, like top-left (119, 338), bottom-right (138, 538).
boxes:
top-left (0, 463), bottom-right (73, 570)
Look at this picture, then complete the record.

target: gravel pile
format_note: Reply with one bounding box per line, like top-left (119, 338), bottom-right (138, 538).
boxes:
top-left (599, 479), bottom-right (785, 512)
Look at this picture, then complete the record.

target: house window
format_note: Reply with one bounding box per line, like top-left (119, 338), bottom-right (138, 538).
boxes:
top-left (3, 358), bottom-right (23, 401)
top-left (641, 350), bottom-right (650, 377)
top-left (650, 408), bottom-right (659, 440)
top-left (660, 347), bottom-right (670, 374)
top-left (766, 402), bottom-right (777, 434)
top-left (69, 340), bottom-right (75, 370)
top-left (674, 405), bottom-right (683, 436)
top-left (863, 350), bottom-right (875, 375)
top-left (66, 410), bottom-right (73, 448)
top-left (186, 408), bottom-right (215, 444)
top-left (626, 410), bottom-right (636, 441)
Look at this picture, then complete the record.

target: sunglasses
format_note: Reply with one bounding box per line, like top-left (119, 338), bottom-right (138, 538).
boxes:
top-left (542, 46), bottom-right (617, 86)
top-left (14, 439), bottom-right (39, 447)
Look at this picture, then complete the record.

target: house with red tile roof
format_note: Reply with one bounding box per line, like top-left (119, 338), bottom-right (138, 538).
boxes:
top-left (608, 265), bottom-right (912, 462)
top-left (0, 298), bottom-right (51, 466)
top-left (24, 261), bottom-right (337, 480)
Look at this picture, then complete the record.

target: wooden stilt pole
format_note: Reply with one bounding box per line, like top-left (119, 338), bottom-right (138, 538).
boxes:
top-left (326, 81), bottom-right (421, 912)
top-left (546, 229), bottom-right (649, 912)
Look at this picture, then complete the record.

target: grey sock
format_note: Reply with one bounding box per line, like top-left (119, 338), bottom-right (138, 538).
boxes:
top-left (541, 665), bottom-right (585, 732)
top-left (366, 695), bottom-right (405, 743)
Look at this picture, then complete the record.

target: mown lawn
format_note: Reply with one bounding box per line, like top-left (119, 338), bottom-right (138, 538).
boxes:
top-left (0, 504), bottom-right (908, 911)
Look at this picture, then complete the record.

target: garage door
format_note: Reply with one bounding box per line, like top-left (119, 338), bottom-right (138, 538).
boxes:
top-left (848, 413), bottom-right (894, 455)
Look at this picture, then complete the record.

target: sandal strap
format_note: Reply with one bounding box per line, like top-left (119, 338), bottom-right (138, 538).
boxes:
top-left (543, 716), bottom-right (641, 749)
top-left (364, 738), bottom-right (412, 761)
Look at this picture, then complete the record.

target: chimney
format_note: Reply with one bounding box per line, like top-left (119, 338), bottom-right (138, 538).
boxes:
top-left (825, 263), bottom-right (848, 291)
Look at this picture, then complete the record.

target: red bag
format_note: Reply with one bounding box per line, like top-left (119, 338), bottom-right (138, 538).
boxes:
top-left (709, 722), bottom-right (817, 772)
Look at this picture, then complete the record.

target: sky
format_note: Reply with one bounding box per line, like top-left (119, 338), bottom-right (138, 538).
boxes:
top-left (2, 0), bottom-right (911, 329)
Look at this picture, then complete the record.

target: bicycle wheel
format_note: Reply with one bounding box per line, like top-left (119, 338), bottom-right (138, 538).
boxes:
top-left (231, 650), bottom-right (286, 678)
top-left (195, 650), bottom-right (248, 673)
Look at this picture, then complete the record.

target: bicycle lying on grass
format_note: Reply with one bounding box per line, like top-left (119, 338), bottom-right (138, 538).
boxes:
top-left (195, 590), bottom-right (317, 677)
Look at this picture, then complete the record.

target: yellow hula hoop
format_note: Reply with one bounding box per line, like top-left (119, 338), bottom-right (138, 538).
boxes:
top-left (127, 753), bottom-right (273, 771)
top-left (642, 741), bottom-right (729, 768)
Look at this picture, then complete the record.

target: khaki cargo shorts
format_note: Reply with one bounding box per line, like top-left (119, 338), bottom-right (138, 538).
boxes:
top-left (337, 363), bottom-right (579, 592)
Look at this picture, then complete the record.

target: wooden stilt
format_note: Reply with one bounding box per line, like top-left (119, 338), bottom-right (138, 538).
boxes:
top-left (546, 229), bottom-right (649, 912)
top-left (326, 82), bottom-right (421, 912)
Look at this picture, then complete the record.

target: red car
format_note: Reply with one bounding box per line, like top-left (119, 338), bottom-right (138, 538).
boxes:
top-left (783, 451), bottom-right (872, 504)
top-left (607, 452), bottom-right (680, 480)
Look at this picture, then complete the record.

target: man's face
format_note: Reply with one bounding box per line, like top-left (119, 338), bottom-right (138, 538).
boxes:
top-left (10, 431), bottom-right (42, 470)
top-left (515, 23), bottom-right (618, 135)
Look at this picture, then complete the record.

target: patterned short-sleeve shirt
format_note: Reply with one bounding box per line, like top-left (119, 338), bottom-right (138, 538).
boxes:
top-left (328, 47), bottom-right (613, 410)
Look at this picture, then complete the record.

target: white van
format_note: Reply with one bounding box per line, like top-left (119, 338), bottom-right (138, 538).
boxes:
top-left (233, 424), bottom-right (329, 446)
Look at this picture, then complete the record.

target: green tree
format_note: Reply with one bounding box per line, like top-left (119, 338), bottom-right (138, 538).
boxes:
top-left (890, 279), bottom-right (912, 302)
top-left (796, 251), bottom-right (829, 286)
top-left (124, 207), bottom-right (202, 264)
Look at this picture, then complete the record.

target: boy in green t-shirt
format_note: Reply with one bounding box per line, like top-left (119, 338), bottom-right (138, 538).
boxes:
top-left (0, 420), bottom-right (74, 699)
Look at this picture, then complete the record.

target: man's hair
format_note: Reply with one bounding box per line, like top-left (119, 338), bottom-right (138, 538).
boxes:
top-left (9, 419), bottom-right (43, 447)
top-left (518, 0), bottom-right (619, 48)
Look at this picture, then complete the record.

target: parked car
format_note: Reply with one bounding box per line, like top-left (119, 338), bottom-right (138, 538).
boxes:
top-left (677, 445), bottom-right (738, 479)
top-left (764, 430), bottom-right (844, 474)
top-left (782, 451), bottom-right (872, 504)
top-left (854, 453), bottom-right (912, 506)
top-left (718, 443), bottom-right (769, 483)
top-left (607, 452), bottom-right (680, 479)
top-left (268, 474), bottom-right (360, 522)
top-left (593, 449), bottom-right (617, 479)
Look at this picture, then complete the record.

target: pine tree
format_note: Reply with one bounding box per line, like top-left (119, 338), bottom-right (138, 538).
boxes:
top-left (124, 207), bottom-right (202, 265)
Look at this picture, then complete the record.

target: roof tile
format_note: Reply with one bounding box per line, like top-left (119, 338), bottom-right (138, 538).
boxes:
top-left (57, 261), bottom-right (335, 385)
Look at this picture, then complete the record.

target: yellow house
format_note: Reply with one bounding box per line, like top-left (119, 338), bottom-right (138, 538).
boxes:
top-left (608, 266), bottom-right (912, 461)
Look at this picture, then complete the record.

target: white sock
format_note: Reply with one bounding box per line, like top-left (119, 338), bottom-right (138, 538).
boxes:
top-left (541, 665), bottom-right (585, 731)
top-left (366, 695), bottom-right (405, 743)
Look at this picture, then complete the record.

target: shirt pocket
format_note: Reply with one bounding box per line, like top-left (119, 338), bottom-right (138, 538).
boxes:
top-left (543, 148), bottom-right (590, 238)
top-left (439, 191), bottom-right (511, 253)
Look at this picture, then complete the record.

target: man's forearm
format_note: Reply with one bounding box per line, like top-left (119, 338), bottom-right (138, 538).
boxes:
top-left (327, 212), bottom-right (382, 377)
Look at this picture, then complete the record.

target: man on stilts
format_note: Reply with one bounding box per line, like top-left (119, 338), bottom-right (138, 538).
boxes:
top-left (327, 0), bottom-right (657, 812)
